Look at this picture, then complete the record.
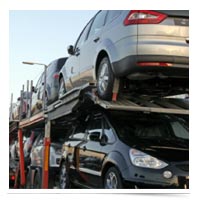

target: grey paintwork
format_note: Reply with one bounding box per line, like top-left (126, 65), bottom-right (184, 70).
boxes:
top-left (60, 10), bottom-right (189, 93)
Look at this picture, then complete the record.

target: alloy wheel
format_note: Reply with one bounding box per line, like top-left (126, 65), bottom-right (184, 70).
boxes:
top-left (98, 63), bottom-right (109, 94)
top-left (105, 171), bottom-right (118, 189)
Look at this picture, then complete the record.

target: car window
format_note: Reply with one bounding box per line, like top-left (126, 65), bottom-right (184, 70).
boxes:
top-left (47, 61), bottom-right (55, 74)
top-left (57, 58), bottom-right (67, 70)
top-left (75, 20), bottom-right (93, 49)
top-left (87, 10), bottom-right (107, 39)
top-left (106, 10), bottom-right (121, 24)
top-left (36, 73), bottom-right (44, 88)
top-left (112, 115), bottom-right (189, 145)
top-left (103, 119), bottom-right (116, 143)
top-left (72, 133), bottom-right (86, 140)
top-left (47, 58), bottom-right (66, 74)
top-left (87, 118), bottom-right (102, 141)
top-left (70, 123), bottom-right (87, 140)
top-left (170, 121), bottom-right (189, 139)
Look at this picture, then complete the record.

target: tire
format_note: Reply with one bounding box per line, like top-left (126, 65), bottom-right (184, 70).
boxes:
top-left (104, 167), bottom-right (123, 189)
top-left (97, 57), bottom-right (114, 101)
top-left (59, 77), bottom-right (66, 98)
top-left (33, 170), bottom-right (41, 189)
top-left (59, 162), bottom-right (70, 189)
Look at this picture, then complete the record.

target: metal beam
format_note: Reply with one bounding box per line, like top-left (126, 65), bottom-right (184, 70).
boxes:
top-left (18, 128), bottom-right (25, 187)
top-left (42, 120), bottom-right (51, 189)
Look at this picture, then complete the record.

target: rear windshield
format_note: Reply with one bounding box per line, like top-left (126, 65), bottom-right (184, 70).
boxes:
top-left (48, 57), bottom-right (67, 73)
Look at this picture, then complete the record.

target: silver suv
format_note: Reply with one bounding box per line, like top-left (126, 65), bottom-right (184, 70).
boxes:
top-left (59, 10), bottom-right (189, 100)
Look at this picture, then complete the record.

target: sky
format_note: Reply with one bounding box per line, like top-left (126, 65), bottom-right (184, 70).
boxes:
top-left (9, 10), bottom-right (98, 101)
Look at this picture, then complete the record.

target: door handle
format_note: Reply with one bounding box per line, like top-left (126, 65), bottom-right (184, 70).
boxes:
top-left (83, 146), bottom-right (87, 151)
top-left (93, 37), bottom-right (100, 43)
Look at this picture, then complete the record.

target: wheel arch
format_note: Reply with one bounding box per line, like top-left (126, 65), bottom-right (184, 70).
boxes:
top-left (101, 152), bottom-right (127, 181)
top-left (94, 39), bottom-right (119, 80)
top-left (95, 50), bottom-right (109, 81)
top-left (102, 162), bottom-right (121, 178)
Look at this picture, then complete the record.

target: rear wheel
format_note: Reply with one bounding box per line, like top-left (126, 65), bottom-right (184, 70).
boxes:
top-left (104, 167), bottom-right (123, 189)
top-left (59, 162), bottom-right (70, 189)
top-left (59, 77), bottom-right (66, 98)
top-left (97, 57), bottom-right (115, 101)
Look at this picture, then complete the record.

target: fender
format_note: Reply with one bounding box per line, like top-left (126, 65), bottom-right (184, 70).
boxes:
top-left (102, 151), bottom-right (128, 179)
top-left (93, 38), bottom-right (120, 79)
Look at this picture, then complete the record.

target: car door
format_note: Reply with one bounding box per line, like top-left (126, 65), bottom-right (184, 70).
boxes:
top-left (63, 124), bottom-right (87, 183)
top-left (79, 10), bottom-right (108, 85)
top-left (65, 20), bottom-right (93, 89)
top-left (77, 116), bottom-right (105, 187)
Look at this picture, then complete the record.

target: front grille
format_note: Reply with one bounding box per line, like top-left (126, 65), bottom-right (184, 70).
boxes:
top-left (176, 164), bottom-right (189, 172)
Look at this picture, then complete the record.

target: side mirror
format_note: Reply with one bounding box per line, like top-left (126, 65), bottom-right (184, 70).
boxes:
top-left (67, 45), bottom-right (74, 55)
top-left (89, 132), bottom-right (100, 142)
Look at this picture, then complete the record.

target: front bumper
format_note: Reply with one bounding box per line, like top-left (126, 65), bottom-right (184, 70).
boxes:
top-left (122, 162), bottom-right (189, 189)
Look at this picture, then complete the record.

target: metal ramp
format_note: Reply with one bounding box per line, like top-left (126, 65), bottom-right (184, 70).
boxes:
top-left (46, 84), bottom-right (189, 121)
top-left (46, 84), bottom-right (92, 120)
top-left (91, 95), bottom-right (189, 115)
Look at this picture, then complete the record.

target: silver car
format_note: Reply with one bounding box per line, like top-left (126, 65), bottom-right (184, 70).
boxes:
top-left (31, 57), bottom-right (67, 115)
top-left (59, 10), bottom-right (189, 100)
top-left (28, 132), bottom-right (64, 188)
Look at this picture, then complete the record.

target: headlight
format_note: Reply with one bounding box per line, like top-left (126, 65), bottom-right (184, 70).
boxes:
top-left (129, 148), bottom-right (168, 169)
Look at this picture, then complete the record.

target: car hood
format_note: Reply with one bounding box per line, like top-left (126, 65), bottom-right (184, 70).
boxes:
top-left (132, 139), bottom-right (189, 162)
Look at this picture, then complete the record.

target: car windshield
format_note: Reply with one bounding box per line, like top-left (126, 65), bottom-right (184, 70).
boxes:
top-left (112, 114), bottom-right (189, 147)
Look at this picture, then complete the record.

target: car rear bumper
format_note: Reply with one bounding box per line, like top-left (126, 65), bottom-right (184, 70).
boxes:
top-left (112, 55), bottom-right (189, 79)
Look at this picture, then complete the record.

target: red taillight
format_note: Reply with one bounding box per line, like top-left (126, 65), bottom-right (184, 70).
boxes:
top-left (11, 175), bottom-right (15, 180)
top-left (124, 10), bottom-right (167, 25)
top-left (138, 62), bottom-right (172, 67)
top-left (53, 73), bottom-right (59, 79)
